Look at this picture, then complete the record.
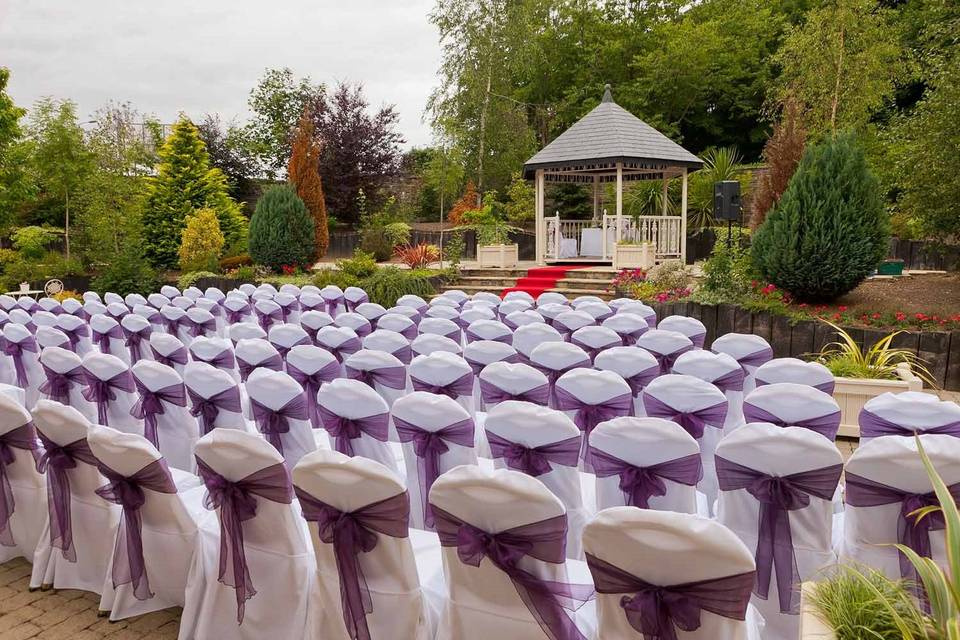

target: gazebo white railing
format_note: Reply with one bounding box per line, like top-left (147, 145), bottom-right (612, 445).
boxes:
top-left (544, 214), bottom-right (684, 262)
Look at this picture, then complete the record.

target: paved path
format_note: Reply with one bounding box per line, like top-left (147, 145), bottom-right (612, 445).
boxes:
top-left (0, 558), bottom-right (180, 639)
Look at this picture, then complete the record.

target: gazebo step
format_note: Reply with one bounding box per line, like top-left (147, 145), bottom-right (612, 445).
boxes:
top-left (440, 284), bottom-right (614, 301)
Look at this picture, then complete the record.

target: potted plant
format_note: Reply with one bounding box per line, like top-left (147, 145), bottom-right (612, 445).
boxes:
top-left (805, 437), bottom-right (959, 639)
top-left (815, 322), bottom-right (931, 438)
top-left (613, 238), bottom-right (656, 270)
top-left (461, 196), bottom-right (520, 269)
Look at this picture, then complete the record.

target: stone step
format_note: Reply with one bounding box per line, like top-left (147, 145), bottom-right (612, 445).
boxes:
top-left (441, 284), bottom-right (614, 301)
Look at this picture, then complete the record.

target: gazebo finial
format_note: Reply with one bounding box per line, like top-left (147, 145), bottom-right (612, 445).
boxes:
top-left (601, 84), bottom-right (613, 103)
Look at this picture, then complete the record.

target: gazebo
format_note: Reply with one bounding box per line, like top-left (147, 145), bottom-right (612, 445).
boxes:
top-left (523, 85), bottom-right (703, 265)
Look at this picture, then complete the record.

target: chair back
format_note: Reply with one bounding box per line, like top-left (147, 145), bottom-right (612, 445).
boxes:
top-left (658, 315), bottom-right (707, 348)
top-left (743, 383), bottom-right (841, 441)
top-left (754, 357), bottom-right (835, 394)
top-left (245, 369), bottom-right (317, 469)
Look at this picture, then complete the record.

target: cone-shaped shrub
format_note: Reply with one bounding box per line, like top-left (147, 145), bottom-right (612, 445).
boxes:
top-left (248, 185), bottom-right (315, 271)
top-left (751, 132), bottom-right (888, 302)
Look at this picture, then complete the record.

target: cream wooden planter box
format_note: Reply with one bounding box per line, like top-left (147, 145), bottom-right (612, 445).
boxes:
top-left (835, 363), bottom-right (923, 438)
top-left (477, 244), bottom-right (519, 269)
top-left (800, 582), bottom-right (836, 639)
top-left (613, 242), bottom-right (655, 270)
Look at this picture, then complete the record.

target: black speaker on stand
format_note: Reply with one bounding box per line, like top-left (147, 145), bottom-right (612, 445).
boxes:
top-left (714, 181), bottom-right (742, 248)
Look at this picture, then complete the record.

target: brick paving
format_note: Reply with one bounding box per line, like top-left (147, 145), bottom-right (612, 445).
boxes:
top-left (0, 558), bottom-right (180, 639)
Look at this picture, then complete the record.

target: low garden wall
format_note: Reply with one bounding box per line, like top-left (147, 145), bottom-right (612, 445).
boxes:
top-left (649, 300), bottom-right (960, 391)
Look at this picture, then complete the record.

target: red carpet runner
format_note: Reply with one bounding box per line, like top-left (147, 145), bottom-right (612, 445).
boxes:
top-left (501, 265), bottom-right (589, 298)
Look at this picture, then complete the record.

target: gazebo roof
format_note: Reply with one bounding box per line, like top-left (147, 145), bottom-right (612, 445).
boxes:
top-left (522, 85), bottom-right (703, 180)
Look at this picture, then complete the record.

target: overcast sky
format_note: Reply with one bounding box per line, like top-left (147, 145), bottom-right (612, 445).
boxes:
top-left (0, 0), bottom-right (442, 147)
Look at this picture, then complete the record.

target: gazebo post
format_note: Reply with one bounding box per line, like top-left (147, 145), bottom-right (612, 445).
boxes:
top-left (535, 169), bottom-right (545, 265)
top-left (615, 162), bottom-right (623, 254)
top-left (680, 167), bottom-right (688, 264)
top-left (662, 174), bottom-right (669, 216)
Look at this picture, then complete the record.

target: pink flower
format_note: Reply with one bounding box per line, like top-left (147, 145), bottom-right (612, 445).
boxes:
top-left (896, 312), bottom-right (906, 321)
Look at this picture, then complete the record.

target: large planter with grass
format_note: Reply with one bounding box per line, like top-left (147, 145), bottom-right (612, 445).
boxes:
top-left (834, 363), bottom-right (923, 438)
top-left (477, 243), bottom-right (519, 269)
top-left (613, 241), bottom-right (655, 270)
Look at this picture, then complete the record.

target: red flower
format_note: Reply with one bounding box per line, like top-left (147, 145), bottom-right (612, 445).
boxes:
top-left (838, 306), bottom-right (847, 312)
top-left (832, 313), bottom-right (841, 321)
top-left (872, 313), bottom-right (881, 319)
top-left (915, 313), bottom-right (927, 321)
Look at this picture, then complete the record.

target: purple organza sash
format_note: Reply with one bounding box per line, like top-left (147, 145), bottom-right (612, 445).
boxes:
top-left (81, 367), bottom-right (136, 426)
top-left (590, 449), bottom-right (703, 508)
top-left (122, 326), bottom-right (152, 363)
top-left (201, 349), bottom-right (237, 371)
top-left (710, 368), bottom-right (745, 393)
top-left (845, 472), bottom-right (960, 600)
top-left (554, 387), bottom-right (633, 462)
top-left (723, 346), bottom-right (773, 371)
top-left (643, 395), bottom-right (728, 440)
top-left (187, 386), bottom-right (242, 435)
top-left (323, 293), bottom-right (345, 316)
top-left (130, 379), bottom-right (187, 449)
top-left (276, 301), bottom-right (299, 323)
top-left (346, 322), bottom-right (372, 338)
top-left (256, 307), bottom-right (283, 332)
top-left (396, 324), bottom-right (418, 341)
top-left (323, 337), bottom-right (362, 363)
top-left (287, 360), bottom-right (341, 429)
top-left (0, 423), bottom-right (38, 546)
top-left (36, 432), bottom-right (98, 561)
top-left (345, 364), bottom-right (408, 391)
top-left (225, 303), bottom-right (250, 324)
top-left (859, 409), bottom-right (960, 439)
top-left (297, 488), bottom-right (408, 640)
top-left (465, 328), bottom-right (511, 344)
top-left (237, 353), bottom-right (284, 382)
top-left (317, 406), bottom-right (390, 456)
top-left (464, 352), bottom-right (521, 376)
top-left (533, 359), bottom-right (592, 407)
top-left (61, 324), bottom-right (90, 351)
top-left (40, 363), bottom-right (85, 404)
top-left (756, 378), bottom-right (836, 394)
top-left (742, 402), bottom-right (841, 440)
top-left (393, 416), bottom-right (474, 529)
top-left (188, 317), bottom-right (217, 338)
top-left (250, 395), bottom-right (309, 455)
top-left (410, 371), bottom-right (475, 399)
top-left (479, 379), bottom-right (551, 407)
top-left (716, 456), bottom-right (842, 613)
top-left (95, 458), bottom-right (177, 600)
top-left (615, 326), bottom-right (649, 346)
top-left (570, 337), bottom-right (618, 362)
top-left (487, 431), bottom-right (581, 477)
top-left (91, 324), bottom-right (123, 352)
top-left (647, 344), bottom-right (694, 375)
top-left (273, 336), bottom-right (311, 359)
top-left (391, 344), bottom-right (413, 365)
top-left (152, 346), bottom-right (188, 368)
top-left (586, 553), bottom-right (754, 640)
top-left (196, 458), bottom-right (293, 623)
top-left (162, 315), bottom-right (188, 336)
top-left (433, 506), bottom-right (592, 640)
top-left (344, 293), bottom-right (369, 312)
top-left (621, 364), bottom-right (662, 400)
top-left (4, 337), bottom-right (37, 387)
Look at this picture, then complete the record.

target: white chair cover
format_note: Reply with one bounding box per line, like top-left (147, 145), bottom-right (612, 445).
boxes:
top-left (254, 299), bottom-right (284, 334)
top-left (377, 312), bottom-right (417, 339)
top-left (103, 292), bottom-right (125, 306)
top-left (429, 465), bottom-right (593, 640)
top-left (431, 295), bottom-right (460, 308)
top-left (754, 357), bottom-right (835, 394)
top-left (36, 326), bottom-right (70, 351)
top-left (536, 292), bottom-right (568, 307)
top-left (343, 286), bottom-right (369, 311)
top-left (408, 351), bottom-right (476, 426)
top-left (574, 301), bottom-right (613, 323)
top-left (81, 292), bottom-right (102, 304)
top-left (125, 293), bottom-right (149, 308)
top-left (149, 333), bottom-right (189, 377)
top-left (320, 285), bottom-right (346, 317)
top-left (0, 394), bottom-right (46, 565)
top-left (315, 326), bottom-right (362, 366)
top-left (159, 305), bottom-right (192, 344)
top-left (293, 449), bottom-right (434, 640)
top-left (570, 295), bottom-right (603, 308)
top-left (5, 323), bottom-right (43, 408)
top-left (590, 417), bottom-right (701, 514)
top-left (425, 305), bottom-right (460, 322)
top-left (411, 334), bottom-right (462, 358)
top-left (742, 383), bottom-right (841, 441)
top-left (120, 313), bottom-right (154, 364)
top-left (32, 309), bottom-right (59, 329)
top-left (528, 341), bottom-right (592, 407)
top-left (484, 401), bottom-right (587, 558)
top-left (503, 310), bottom-right (544, 330)
top-left (29, 401), bottom-right (118, 593)
top-left (147, 293), bottom-right (171, 310)
top-left (464, 319), bottom-right (512, 345)
top-left (459, 306), bottom-right (496, 328)
top-left (496, 299), bottom-right (532, 319)
top-left (39, 346), bottom-right (97, 421)
top-left (616, 302), bottom-right (657, 328)
top-left (554, 368), bottom-right (632, 465)
top-left (355, 302), bottom-right (388, 328)
top-left (160, 285), bottom-right (181, 299)
top-left (441, 289), bottom-right (469, 305)
top-left (840, 434), bottom-right (960, 600)
top-left (300, 310), bottom-right (336, 343)
top-left (658, 315), bottom-right (707, 348)
top-left (472, 291), bottom-right (502, 306)
top-left (593, 346), bottom-right (660, 416)
top-left (316, 379), bottom-right (399, 474)
top-left (274, 292), bottom-right (301, 325)
top-left (636, 329), bottom-right (694, 375)
top-left (298, 292), bottom-right (326, 317)
top-left (672, 350), bottom-right (746, 431)
top-left (235, 338), bottom-right (283, 382)
top-left (344, 349), bottom-right (408, 409)
top-left (716, 423), bottom-right (842, 640)
top-left (583, 507), bottom-right (760, 640)
top-left (81, 352), bottom-right (139, 431)
top-left (245, 369), bottom-right (317, 470)
top-left (552, 310), bottom-right (595, 338)
top-left (569, 326), bottom-right (621, 362)
top-left (396, 294), bottom-right (428, 317)
top-left (185, 307), bottom-right (217, 341)
top-left (537, 302), bottom-right (570, 326)
top-left (228, 322), bottom-right (267, 345)
top-left (189, 336), bottom-right (239, 382)
top-left (238, 283), bottom-right (256, 296)
top-left (511, 322), bottom-right (563, 363)
top-left (386, 305), bottom-right (422, 324)
top-left (55, 314), bottom-right (94, 356)
top-left (223, 296), bottom-right (254, 325)
top-left (502, 290), bottom-right (534, 304)
top-left (183, 362), bottom-right (251, 433)
top-left (392, 392), bottom-right (478, 530)
top-left (363, 329), bottom-right (413, 364)
top-left (268, 324), bottom-right (313, 360)
top-left (642, 374), bottom-right (728, 509)
top-left (711, 333), bottom-right (773, 393)
top-left (478, 361), bottom-right (549, 412)
top-left (133, 303), bottom-right (163, 330)
top-left (82, 301), bottom-right (107, 320)
top-left (130, 360), bottom-right (199, 472)
top-left (87, 424), bottom-right (202, 620)
top-left (601, 312), bottom-right (649, 345)
top-left (858, 391), bottom-right (960, 441)
top-left (90, 314), bottom-right (129, 363)
top-left (419, 317), bottom-right (462, 345)
top-left (335, 312), bottom-right (373, 338)
top-left (180, 429), bottom-right (314, 639)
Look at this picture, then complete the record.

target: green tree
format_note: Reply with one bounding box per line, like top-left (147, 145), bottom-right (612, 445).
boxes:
top-left (774, 0), bottom-right (903, 136)
top-left (179, 208), bottom-right (224, 272)
top-left (141, 117), bottom-right (246, 269)
top-left (752, 132), bottom-right (889, 301)
top-left (503, 171), bottom-right (535, 223)
top-left (248, 185), bottom-right (315, 270)
top-left (24, 98), bottom-right (93, 259)
top-left (0, 68), bottom-right (29, 227)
